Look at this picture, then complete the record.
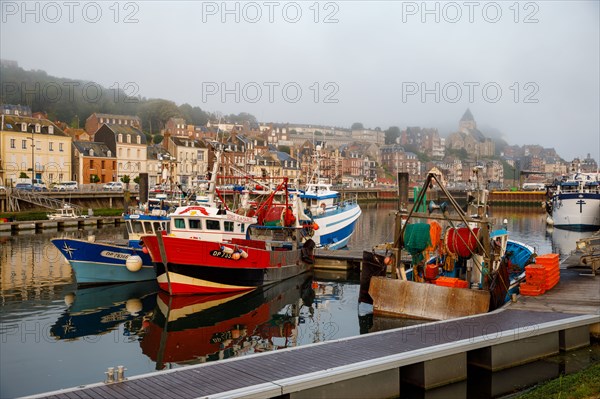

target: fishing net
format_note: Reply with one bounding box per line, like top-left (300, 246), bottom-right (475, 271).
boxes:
top-left (403, 223), bottom-right (431, 265)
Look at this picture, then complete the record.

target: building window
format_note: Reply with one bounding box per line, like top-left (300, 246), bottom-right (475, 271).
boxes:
top-left (59, 143), bottom-right (63, 152)
top-left (127, 134), bottom-right (131, 143)
top-left (35, 124), bottom-right (41, 133)
top-left (10, 139), bottom-right (15, 148)
top-left (22, 140), bottom-right (27, 149)
top-left (48, 126), bottom-right (54, 134)
top-left (137, 136), bottom-right (141, 144)
top-left (118, 134), bottom-right (123, 143)
top-left (49, 142), bottom-right (53, 151)
top-left (21, 123), bottom-right (26, 132)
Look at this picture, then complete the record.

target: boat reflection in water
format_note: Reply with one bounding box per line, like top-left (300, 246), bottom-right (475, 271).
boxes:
top-left (50, 281), bottom-right (158, 340)
top-left (140, 273), bottom-right (315, 370)
top-left (548, 226), bottom-right (597, 258)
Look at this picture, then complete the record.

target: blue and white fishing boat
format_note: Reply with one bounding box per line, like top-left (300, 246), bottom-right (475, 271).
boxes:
top-left (52, 211), bottom-right (169, 284)
top-left (299, 181), bottom-right (362, 249)
top-left (298, 146), bottom-right (362, 249)
top-left (547, 171), bottom-right (600, 231)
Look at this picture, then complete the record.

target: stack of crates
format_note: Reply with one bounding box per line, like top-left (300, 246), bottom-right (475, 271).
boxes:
top-left (519, 253), bottom-right (560, 296)
top-left (435, 276), bottom-right (469, 288)
top-left (535, 253), bottom-right (560, 290)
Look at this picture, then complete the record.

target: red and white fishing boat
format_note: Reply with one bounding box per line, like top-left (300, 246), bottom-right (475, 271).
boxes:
top-left (142, 178), bottom-right (316, 295)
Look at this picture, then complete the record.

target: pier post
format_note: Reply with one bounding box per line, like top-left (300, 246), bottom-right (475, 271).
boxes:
top-left (398, 172), bottom-right (409, 211)
top-left (139, 173), bottom-right (149, 205)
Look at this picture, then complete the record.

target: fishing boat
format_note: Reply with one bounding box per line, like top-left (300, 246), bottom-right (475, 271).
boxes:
top-left (140, 273), bottom-right (313, 369)
top-left (546, 171), bottom-right (600, 231)
top-left (51, 149), bottom-right (229, 284)
top-left (299, 145), bottom-right (362, 249)
top-left (365, 170), bottom-right (535, 320)
top-left (299, 180), bottom-right (362, 249)
top-left (141, 178), bottom-right (316, 295)
top-left (51, 211), bottom-right (169, 284)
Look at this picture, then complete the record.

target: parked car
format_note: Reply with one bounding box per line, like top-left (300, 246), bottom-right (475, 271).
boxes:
top-left (33, 182), bottom-right (48, 191)
top-left (54, 181), bottom-right (78, 191)
top-left (103, 181), bottom-right (124, 191)
top-left (15, 183), bottom-right (36, 191)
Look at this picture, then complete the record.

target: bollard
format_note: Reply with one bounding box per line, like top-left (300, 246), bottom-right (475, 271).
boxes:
top-left (105, 367), bottom-right (115, 384)
top-left (117, 365), bottom-right (127, 382)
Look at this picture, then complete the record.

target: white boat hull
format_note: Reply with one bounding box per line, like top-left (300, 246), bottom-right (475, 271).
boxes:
top-left (552, 193), bottom-right (600, 230)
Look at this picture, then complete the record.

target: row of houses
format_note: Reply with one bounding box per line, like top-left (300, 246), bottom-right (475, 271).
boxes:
top-left (1, 106), bottom-right (595, 190)
top-left (0, 111), bottom-right (504, 190)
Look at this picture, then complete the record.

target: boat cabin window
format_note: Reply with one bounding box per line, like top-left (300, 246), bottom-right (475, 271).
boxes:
top-left (131, 221), bottom-right (144, 234)
top-left (189, 219), bottom-right (202, 229)
top-left (153, 222), bottom-right (164, 232)
top-left (144, 221), bottom-right (153, 233)
top-left (174, 218), bottom-right (185, 229)
top-left (206, 220), bottom-right (221, 231)
top-left (224, 221), bottom-right (234, 232)
top-left (240, 223), bottom-right (245, 233)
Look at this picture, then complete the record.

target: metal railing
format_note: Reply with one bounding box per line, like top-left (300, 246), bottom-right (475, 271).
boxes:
top-left (8, 189), bottom-right (84, 213)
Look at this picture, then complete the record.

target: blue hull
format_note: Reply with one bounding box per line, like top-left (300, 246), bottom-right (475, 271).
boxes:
top-left (52, 238), bottom-right (156, 284)
top-left (312, 204), bottom-right (362, 250)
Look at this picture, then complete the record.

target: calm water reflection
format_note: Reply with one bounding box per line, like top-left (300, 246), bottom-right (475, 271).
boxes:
top-left (0, 204), bottom-right (595, 398)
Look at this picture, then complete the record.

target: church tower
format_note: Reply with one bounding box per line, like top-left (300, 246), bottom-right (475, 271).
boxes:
top-left (459, 108), bottom-right (476, 133)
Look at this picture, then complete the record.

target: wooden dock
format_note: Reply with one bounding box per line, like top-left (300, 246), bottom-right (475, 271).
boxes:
top-left (26, 261), bottom-right (600, 399)
top-left (0, 216), bottom-right (123, 234)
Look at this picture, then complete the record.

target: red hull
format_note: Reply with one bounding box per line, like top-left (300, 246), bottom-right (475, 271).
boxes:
top-left (142, 234), bottom-right (311, 295)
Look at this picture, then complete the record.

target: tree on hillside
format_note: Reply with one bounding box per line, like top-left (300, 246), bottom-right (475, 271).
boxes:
top-left (153, 134), bottom-right (164, 145)
top-left (351, 122), bottom-right (364, 130)
top-left (385, 126), bottom-right (401, 144)
top-left (226, 112), bottom-right (257, 124)
top-left (140, 99), bottom-right (181, 133)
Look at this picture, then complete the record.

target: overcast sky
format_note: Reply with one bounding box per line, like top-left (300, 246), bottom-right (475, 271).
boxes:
top-left (1, 1), bottom-right (598, 161)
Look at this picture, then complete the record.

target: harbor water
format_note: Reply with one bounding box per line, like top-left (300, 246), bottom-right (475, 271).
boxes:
top-left (0, 203), bottom-right (598, 398)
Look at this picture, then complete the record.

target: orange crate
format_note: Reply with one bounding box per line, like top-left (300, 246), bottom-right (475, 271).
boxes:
top-left (536, 253), bottom-right (559, 263)
top-left (544, 276), bottom-right (560, 290)
top-left (455, 280), bottom-right (469, 288)
top-left (435, 277), bottom-right (468, 288)
top-left (520, 283), bottom-right (544, 296)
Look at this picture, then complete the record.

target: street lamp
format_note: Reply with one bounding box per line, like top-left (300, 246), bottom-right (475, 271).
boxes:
top-left (29, 125), bottom-right (35, 186)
